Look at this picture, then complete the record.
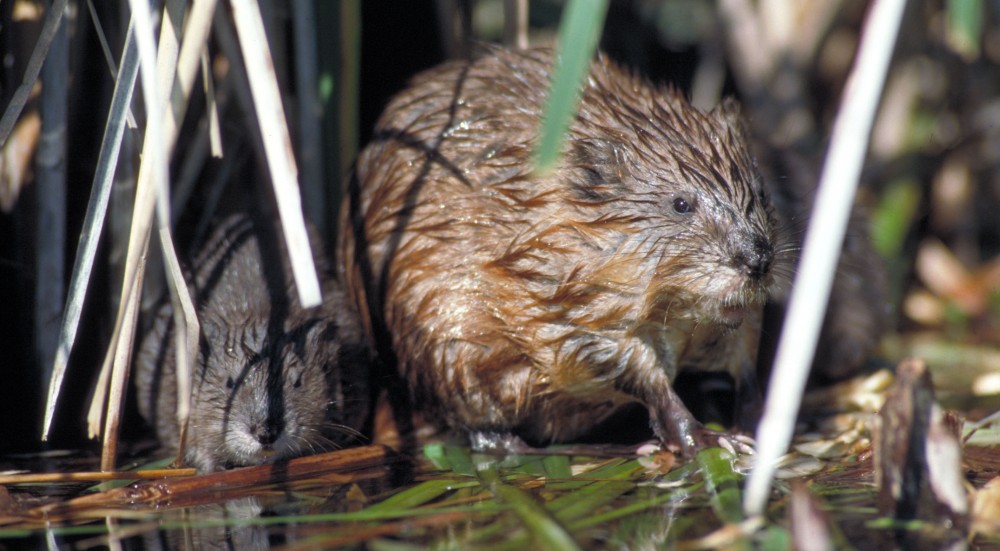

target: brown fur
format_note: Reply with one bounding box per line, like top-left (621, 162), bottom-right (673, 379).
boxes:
top-left (343, 47), bottom-right (787, 455)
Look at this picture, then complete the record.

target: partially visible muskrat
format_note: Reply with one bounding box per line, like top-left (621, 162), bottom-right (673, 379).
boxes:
top-left (342, 47), bottom-right (787, 456)
top-left (136, 214), bottom-right (371, 472)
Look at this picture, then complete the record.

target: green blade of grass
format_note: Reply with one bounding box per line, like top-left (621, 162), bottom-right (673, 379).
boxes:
top-left (546, 458), bottom-right (638, 491)
top-left (547, 460), bottom-right (644, 522)
top-left (569, 484), bottom-right (699, 531)
top-left (444, 444), bottom-right (478, 476)
top-left (551, 479), bottom-right (635, 524)
top-left (697, 448), bottom-right (743, 524)
top-left (755, 525), bottom-right (792, 550)
top-left (368, 540), bottom-right (426, 551)
top-left (871, 178), bottom-right (920, 258)
top-left (946, 0), bottom-right (982, 59)
top-left (423, 442), bottom-right (449, 470)
top-left (363, 479), bottom-right (466, 512)
top-left (533, 0), bottom-right (609, 173)
top-left (490, 479), bottom-right (582, 551)
top-left (541, 454), bottom-right (573, 479)
top-left (506, 456), bottom-right (549, 478)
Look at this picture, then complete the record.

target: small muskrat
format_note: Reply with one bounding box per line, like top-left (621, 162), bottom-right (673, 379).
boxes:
top-left (342, 47), bottom-right (785, 456)
top-left (136, 214), bottom-right (371, 472)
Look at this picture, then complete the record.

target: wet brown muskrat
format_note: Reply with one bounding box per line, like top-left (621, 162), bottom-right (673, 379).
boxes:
top-left (343, 47), bottom-right (787, 456)
top-left (136, 214), bottom-right (372, 472)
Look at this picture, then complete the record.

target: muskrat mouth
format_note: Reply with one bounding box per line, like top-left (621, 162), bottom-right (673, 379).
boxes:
top-left (257, 447), bottom-right (278, 459)
top-left (717, 304), bottom-right (749, 327)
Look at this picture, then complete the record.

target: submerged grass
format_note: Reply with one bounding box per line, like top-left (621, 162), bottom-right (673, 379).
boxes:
top-left (0, 431), bottom-right (991, 548)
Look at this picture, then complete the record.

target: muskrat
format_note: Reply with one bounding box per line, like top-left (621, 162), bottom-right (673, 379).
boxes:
top-left (342, 47), bottom-right (785, 456)
top-left (135, 214), bottom-right (371, 472)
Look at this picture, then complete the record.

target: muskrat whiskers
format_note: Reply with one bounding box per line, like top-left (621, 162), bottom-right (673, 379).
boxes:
top-left (324, 422), bottom-right (367, 441)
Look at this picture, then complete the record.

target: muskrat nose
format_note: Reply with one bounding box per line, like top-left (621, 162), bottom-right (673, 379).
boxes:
top-left (733, 235), bottom-right (773, 280)
top-left (251, 421), bottom-right (283, 447)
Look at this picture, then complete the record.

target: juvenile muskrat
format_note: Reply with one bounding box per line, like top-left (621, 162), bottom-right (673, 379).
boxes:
top-left (342, 47), bottom-right (785, 456)
top-left (136, 214), bottom-right (371, 472)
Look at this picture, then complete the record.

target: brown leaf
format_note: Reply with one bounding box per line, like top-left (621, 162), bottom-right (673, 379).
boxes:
top-left (0, 110), bottom-right (40, 213)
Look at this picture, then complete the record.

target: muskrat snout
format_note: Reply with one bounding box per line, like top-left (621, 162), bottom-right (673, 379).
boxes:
top-left (730, 233), bottom-right (774, 282)
top-left (135, 214), bottom-right (372, 473)
top-left (249, 419), bottom-right (283, 448)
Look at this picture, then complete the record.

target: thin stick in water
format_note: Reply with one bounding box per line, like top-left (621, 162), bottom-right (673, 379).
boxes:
top-left (743, 0), bottom-right (908, 517)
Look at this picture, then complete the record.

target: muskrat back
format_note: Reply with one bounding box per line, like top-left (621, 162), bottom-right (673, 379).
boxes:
top-left (136, 214), bottom-right (371, 471)
top-left (343, 46), bottom-right (783, 455)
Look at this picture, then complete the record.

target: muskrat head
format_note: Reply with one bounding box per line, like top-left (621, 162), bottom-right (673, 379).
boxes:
top-left (188, 317), bottom-right (334, 471)
top-left (569, 93), bottom-right (780, 328)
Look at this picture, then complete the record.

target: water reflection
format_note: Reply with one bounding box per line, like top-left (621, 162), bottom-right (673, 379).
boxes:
top-left (138, 497), bottom-right (283, 550)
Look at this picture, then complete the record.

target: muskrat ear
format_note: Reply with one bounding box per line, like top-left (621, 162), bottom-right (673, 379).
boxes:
top-left (570, 138), bottom-right (630, 200)
top-left (710, 98), bottom-right (748, 134)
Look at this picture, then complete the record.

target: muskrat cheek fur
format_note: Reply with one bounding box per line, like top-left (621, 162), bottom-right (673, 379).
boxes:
top-left (343, 46), bottom-right (786, 456)
top-left (135, 215), bottom-right (372, 472)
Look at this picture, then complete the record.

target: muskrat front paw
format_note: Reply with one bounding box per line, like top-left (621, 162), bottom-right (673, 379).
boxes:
top-left (691, 427), bottom-right (756, 456)
top-left (650, 393), bottom-right (756, 458)
top-left (469, 431), bottom-right (533, 454)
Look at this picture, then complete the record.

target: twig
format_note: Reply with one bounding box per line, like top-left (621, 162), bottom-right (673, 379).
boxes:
top-left (86, 0), bottom-right (137, 129)
top-left (504, 0), bottom-right (529, 49)
top-left (157, 225), bottom-right (199, 458)
top-left (0, 468), bottom-right (196, 485)
top-left (230, 0), bottom-right (321, 308)
top-left (95, 0), bottom-right (218, 471)
top-left (201, 48), bottom-right (224, 157)
top-left (744, 0), bottom-right (908, 517)
top-left (43, 21), bottom-right (138, 442)
top-left (34, 0), bottom-right (69, 407)
top-left (334, 0), bottom-right (362, 249)
top-left (0, 0), bottom-right (69, 148)
top-left (292, 0), bottom-right (325, 233)
top-left (98, 0), bottom-right (181, 472)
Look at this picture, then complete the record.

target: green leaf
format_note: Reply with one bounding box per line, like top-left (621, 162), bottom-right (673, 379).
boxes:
top-left (490, 479), bottom-right (582, 551)
top-left (533, 0), bottom-right (610, 173)
top-left (571, 484), bottom-right (694, 530)
top-left (424, 442), bottom-right (448, 470)
top-left (443, 444), bottom-right (477, 476)
top-left (364, 479), bottom-right (460, 512)
top-left (542, 454), bottom-right (573, 479)
top-left (550, 479), bottom-right (635, 523)
top-left (546, 459), bottom-right (642, 522)
top-left (546, 458), bottom-right (638, 491)
top-left (697, 447), bottom-right (743, 524)
top-left (871, 178), bottom-right (919, 258)
top-left (755, 525), bottom-right (791, 550)
top-left (946, 0), bottom-right (982, 59)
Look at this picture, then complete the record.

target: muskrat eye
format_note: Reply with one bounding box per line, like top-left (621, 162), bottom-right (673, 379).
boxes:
top-left (672, 197), bottom-right (693, 214)
top-left (225, 376), bottom-right (236, 390)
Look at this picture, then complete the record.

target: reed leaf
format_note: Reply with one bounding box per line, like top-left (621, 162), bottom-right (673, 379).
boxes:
top-left (746, 0), bottom-right (909, 514)
top-left (533, 0), bottom-right (608, 174)
top-left (230, 0), bottom-right (320, 309)
top-left (489, 476), bottom-right (581, 551)
top-left (41, 18), bottom-right (139, 442)
top-left (697, 447), bottom-right (744, 524)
